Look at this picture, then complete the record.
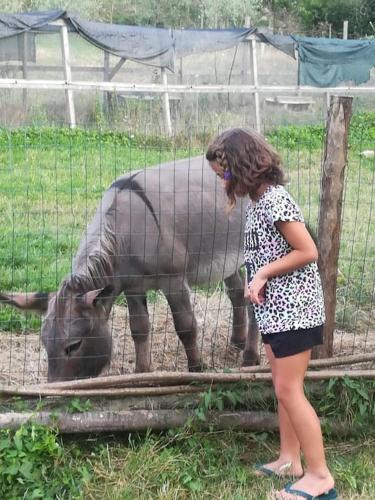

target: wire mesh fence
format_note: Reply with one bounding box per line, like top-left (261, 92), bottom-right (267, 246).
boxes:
top-left (0, 22), bottom-right (374, 384)
top-left (0, 113), bottom-right (374, 385)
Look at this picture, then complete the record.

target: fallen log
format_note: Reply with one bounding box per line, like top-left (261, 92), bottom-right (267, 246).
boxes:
top-left (0, 383), bottom-right (207, 398)
top-left (0, 409), bottom-right (277, 432)
top-left (1, 369), bottom-right (374, 397)
top-left (0, 409), bottom-right (367, 436)
top-left (241, 352), bottom-right (375, 373)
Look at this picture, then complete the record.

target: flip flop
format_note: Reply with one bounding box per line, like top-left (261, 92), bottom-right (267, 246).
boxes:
top-left (254, 461), bottom-right (299, 478)
top-left (281, 482), bottom-right (338, 499)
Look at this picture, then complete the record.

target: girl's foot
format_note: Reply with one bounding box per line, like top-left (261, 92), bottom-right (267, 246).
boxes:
top-left (255, 458), bottom-right (303, 478)
top-left (275, 471), bottom-right (335, 499)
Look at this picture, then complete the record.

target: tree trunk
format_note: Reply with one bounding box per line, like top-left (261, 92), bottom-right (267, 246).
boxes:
top-left (315, 95), bottom-right (353, 358)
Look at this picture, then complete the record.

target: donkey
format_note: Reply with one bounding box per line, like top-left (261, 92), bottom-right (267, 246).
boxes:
top-left (0, 155), bottom-right (259, 381)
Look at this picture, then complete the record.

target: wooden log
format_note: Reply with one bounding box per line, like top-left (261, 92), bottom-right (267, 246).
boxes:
top-left (0, 410), bottom-right (277, 432)
top-left (0, 380), bottom-right (330, 413)
top-left (1, 369), bottom-right (374, 397)
top-left (316, 95), bottom-right (353, 358)
top-left (0, 409), bottom-right (366, 436)
top-left (241, 352), bottom-right (375, 373)
top-left (0, 392), bottom-right (204, 413)
top-left (0, 384), bottom-right (206, 398)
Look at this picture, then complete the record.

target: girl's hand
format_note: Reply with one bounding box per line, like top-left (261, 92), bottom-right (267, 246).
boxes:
top-left (246, 271), bottom-right (267, 305)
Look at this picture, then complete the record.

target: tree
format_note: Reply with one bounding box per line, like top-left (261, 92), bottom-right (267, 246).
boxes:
top-left (295, 0), bottom-right (375, 37)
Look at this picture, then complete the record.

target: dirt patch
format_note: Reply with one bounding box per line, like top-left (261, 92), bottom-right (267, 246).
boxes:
top-left (1, 290), bottom-right (374, 386)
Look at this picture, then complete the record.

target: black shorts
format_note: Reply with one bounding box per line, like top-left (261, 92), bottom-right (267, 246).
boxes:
top-left (261, 325), bottom-right (324, 358)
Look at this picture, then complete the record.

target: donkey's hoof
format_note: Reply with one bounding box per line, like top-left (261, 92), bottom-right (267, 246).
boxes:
top-left (229, 335), bottom-right (246, 351)
top-left (241, 351), bottom-right (260, 367)
top-left (188, 362), bottom-right (206, 372)
top-left (134, 365), bottom-right (153, 373)
top-left (229, 340), bottom-right (246, 351)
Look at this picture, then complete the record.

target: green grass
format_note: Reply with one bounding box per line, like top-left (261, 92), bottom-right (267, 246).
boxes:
top-left (2, 426), bottom-right (374, 500)
top-left (82, 432), bottom-right (375, 500)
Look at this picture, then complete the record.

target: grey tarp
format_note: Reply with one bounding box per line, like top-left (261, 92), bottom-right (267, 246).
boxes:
top-left (69, 16), bottom-right (175, 70)
top-left (174, 27), bottom-right (255, 59)
top-left (0, 9), bottom-right (64, 38)
top-left (0, 10), bottom-right (254, 71)
top-left (0, 10), bottom-right (61, 63)
top-left (293, 36), bottom-right (375, 87)
top-left (68, 18), bottom-right (254, 70)
top-left (2, 10), bottom-right (375, 86)
top-left (256, 30), bottom-right (296, 59)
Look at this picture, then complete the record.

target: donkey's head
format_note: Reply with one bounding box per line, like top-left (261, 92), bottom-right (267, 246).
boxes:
top-left (0, 280), bottom-right (113, 382)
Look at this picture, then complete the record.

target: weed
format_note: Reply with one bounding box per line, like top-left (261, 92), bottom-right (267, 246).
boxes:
top-left (65, 398), bottom-right (93, 414)
top-left (311, 377), bottom-right (375, 428)
top-left (0, 424), bottom-right (90, 499)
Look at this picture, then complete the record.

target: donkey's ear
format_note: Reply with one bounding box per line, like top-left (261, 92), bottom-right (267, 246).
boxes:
top-left (0, 291), bottom-right (53, 314)
top-left (80, 285), bottom-right (114, 308)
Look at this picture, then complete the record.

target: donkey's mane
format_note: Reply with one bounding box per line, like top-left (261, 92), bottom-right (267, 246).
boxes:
top-left (68, 205), bottom-right (118, 291)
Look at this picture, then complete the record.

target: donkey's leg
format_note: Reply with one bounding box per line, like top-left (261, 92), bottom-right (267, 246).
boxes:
top-left (224, 271), bottom-right (248, 350)
top-left (242, 304), bottom-right (260, 366)
top-left (163, 280), bottom-right (202, 372)
top-left (126, 294), bottom-right (152, 372)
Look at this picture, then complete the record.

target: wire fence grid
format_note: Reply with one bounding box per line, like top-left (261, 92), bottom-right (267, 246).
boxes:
top-left (0, 117), bottom-right (373, 385)
top-left (0, 29), bottom-right (374, 384)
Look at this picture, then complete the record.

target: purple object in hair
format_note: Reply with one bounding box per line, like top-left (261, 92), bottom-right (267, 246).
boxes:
top-left (223, 170), bottom-right (233, 181)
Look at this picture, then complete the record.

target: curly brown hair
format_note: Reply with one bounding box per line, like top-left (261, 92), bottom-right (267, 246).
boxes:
top-left (206, 127), bottom-right (285, 209)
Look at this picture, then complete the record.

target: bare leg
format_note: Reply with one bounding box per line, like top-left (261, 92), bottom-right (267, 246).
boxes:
top-left (274, 350), bottom-right (334, 499)
top-left (256, 345), bottom-right (303, 477)
top-left (126, 294), bottom-right (152, 372)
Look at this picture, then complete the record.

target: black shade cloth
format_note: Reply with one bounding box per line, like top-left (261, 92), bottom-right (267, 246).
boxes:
top-left (69, 15), bottom-right (175, 69)
top-left (0, 10), bottom-right (254, 71)
top-left (0, 9), bottom-right (64, 38)
top-left (1, 9), bottom-right (374, 86)
top-left (174, 27), bottom-right (255, 59)
top-left (256, 29), bottom-right (296, 59)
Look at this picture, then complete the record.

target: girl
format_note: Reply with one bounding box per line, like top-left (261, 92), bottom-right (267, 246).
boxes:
top-left (206, 128), bottom-right (337, 500)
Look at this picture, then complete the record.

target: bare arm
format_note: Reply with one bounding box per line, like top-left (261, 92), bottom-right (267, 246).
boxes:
top-left (247, 221), bottom-right (318, 305)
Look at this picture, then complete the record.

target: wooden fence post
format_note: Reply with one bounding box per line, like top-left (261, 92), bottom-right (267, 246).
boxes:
top-left (161, 67), bottom-right (172, 136)
top-left (59, 21), bottom-right (76, 128)
top-left (21, 32), bottom-right (28, 110)
top-left (315, 95), bottom-right (353, 358)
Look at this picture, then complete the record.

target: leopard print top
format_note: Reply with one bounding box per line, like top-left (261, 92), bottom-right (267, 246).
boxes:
top-left (244, 184), bottom-right (325, 334)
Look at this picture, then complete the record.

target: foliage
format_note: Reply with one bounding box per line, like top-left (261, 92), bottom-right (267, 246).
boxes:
top-left (266, 111), bottom-right (375, 150)
top-left (312, 377), bottom-right (375, 428)
top-left (0, 0), bottom-right (374, 34)
top-left (296, 0), bottom-right (375, 37)
top-left (267, 123), bottom-right (324, 150)
top-left (0, 125), bottom-right (177, 149)
top-left (65, 398), bottom-right (93, 413)
top-left (0, 424), bottom-right (90, 499)
top-left (191, 378), bottom-right (375, 430)
top-left (267, 0), bottom-right (375, 36)
top-left (0, 0), bottom-right (263, 27)
top-left (192, 383), bottom-right (246, 422)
